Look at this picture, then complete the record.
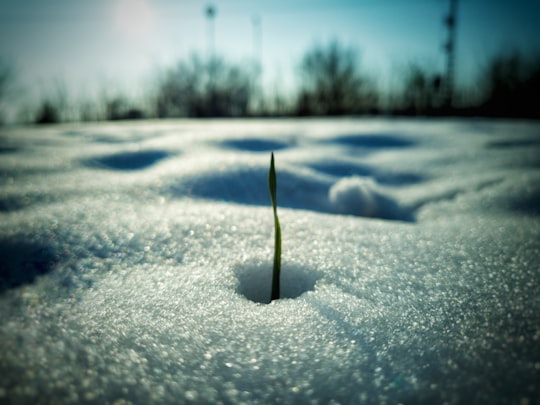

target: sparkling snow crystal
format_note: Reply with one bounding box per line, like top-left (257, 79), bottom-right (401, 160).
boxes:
top-left (0, 119), bottom-right (539, 404)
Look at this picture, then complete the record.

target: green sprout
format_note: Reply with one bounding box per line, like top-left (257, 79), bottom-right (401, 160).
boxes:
top-left (269, 152), bottom-right (281, 301)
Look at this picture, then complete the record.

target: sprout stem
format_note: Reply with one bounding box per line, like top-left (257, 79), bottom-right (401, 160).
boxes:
top-left (269, 152), bottom-right (281, 301)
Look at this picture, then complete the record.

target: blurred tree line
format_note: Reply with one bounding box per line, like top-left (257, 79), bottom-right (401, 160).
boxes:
top-left (0, 58), bottom-right (16, 125)
top-left (476, 51), bottom-right (540, 118)
top-left (295, 40), bottom-right (377, 115)
top-left (154, 55), bottom-right (250, 118)
top-left (1, 41), bottom-right (539, 125)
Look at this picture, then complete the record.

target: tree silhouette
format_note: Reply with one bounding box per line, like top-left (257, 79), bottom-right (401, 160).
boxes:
top-left (479, 51), bottom-right (540, 118)
top-left (35, 100), bottom-right (60, 124)
top-left (401, 64), bottom-right (444, 115)
top-left (155, 55), bottom-right (251, 118)
top-left (296, 40), bottom-right (377, 116)
top-left (0, 60), bottom-right (15, 124)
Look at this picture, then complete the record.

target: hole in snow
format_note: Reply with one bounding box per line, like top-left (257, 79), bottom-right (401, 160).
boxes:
top-left (234, 261), bottom-right (321, 304)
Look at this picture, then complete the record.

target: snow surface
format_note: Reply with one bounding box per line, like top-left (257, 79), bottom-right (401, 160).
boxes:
top-left (0, 118), bottom-right (539, 404)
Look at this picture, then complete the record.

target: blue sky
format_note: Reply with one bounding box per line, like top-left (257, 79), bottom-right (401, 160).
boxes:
top-left (1, 0), bottom-right (539, 104)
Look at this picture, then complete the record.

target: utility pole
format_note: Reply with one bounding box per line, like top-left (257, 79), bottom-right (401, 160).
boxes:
top-left (443, 0), bottom-right (458, 109)
top-left (205, 4), bottom-right (217, 116)
top-left (205, 4), bottom-right (216, 59)
top-left (252, 15), bottom-right (262, 113)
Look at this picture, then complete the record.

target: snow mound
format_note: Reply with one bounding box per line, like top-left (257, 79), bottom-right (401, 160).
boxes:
top-left (329, 176), bottom-right (413, 220)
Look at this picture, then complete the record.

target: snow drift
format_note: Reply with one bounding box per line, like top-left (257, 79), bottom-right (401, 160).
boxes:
top-left (0, 118), bottom-right (538, 404)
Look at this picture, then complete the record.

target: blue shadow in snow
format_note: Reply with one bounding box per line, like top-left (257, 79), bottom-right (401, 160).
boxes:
top-left (0, 194), bottom-right (47, 212)
top-left (168, 165), bottom-right (414, 221)
top-left (219, 138), bottom-right (290, 152)
top-left (91, 134), bottom-right (149, 144)
top-left (486, 139), bottom-right (540, 149)
top-left (0, 240), bottom-right (58, 292)
top-left (0, 146), bottom-right (18, 154)
top-left (85, 150), bottom-right (171, 171)
top-left (172, 166), bottom-right (331, 213)
top-left (307, 161), bottom-right (424, 186)
top-left (509, 189), bottom-right (540, 216)
top-left (62, 131), bottom-right (148, 144)
top-left (329, 134), bottom-right (415, 148)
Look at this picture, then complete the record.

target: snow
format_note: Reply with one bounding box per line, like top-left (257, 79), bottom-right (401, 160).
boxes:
top-left (0, 118), bottom-right (539, 404)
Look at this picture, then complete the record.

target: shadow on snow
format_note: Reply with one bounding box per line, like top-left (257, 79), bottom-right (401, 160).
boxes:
top-left (327, 133), bottom-right (415, 149)
top-left (306, 160), bottom-right (424, 186)
top-left (218, 138), bottom-right (291, 152)
top-left (167, 165), bottom-right (414, 221)
top-left (0, 239), bottom-right (59, 292)
top-left (84, 150), bottom-right (172, 171)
